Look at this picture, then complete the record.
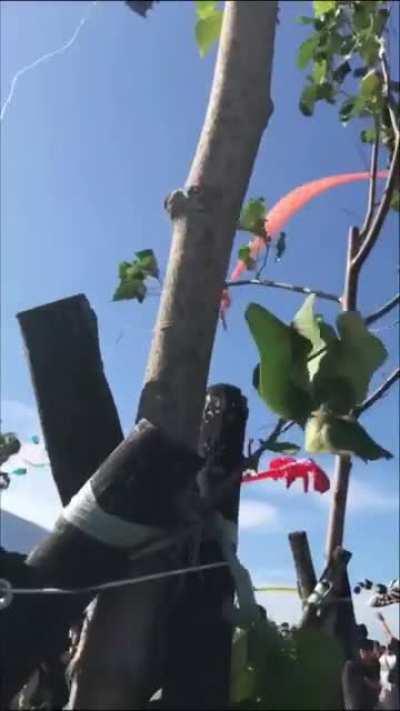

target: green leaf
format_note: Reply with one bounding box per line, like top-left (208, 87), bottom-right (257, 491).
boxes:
top-left (312, 311), bottom-right (387, 412)
top-left (299, 83), bottom-right (318, 116)
top-left (305, 411), bottom-right (393, 461)
top-left (360, 127), bottom-right (377, 143)
top-left (360, 70), bottom-right (382, 98)
top-left (239, 198), bottom-right (267, 235)
top-left (292, 295), bottom-right (330, 380)
top-left (238, 245), bottom-right (255, 270)
top-left (313, 1), bottom-right (336, 18)
top-left (297, 35), bottom-right (320, 69)
top-left (316, 81), bottom-right (336, 103)
top-left (297, 16), bottom-right (316, 25)
top-left (353, 2), bottom-right (373, 31)
top-left (294, 299), bottom-right (387, 415)
top-left (390, 189), bottom-right (400, 212)
top-left (195, 0), bottom-right (217, 19)
top-left (245, 303), bottom-right (312, 424)
top-left (195, 8), bottom-right (223, 57)
top-left (113, 279), bottom-right (147, 303)
top-left (313, 59), bottom-right (328, 84)
top-left (119, 261), bottom-right (132, 279)
top-left (135, 249), bottom-right (159, 278)
top-left (358, 34), bottom-right (380, 66)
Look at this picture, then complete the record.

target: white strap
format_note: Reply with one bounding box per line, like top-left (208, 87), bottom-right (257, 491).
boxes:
top-left (62, 478), bottom-right (166, 552)
top-left (211, 512), bottom-right (259, 627)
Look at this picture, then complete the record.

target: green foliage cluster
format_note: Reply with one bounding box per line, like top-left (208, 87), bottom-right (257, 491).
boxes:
top-left (231, 619), bottom-right (344, 710)
top-left (113, 249), bottom-right (159, 303)
top-left (297, 1), bottom-right (399, 208)
top-left (246, 295), bottom-right (392, 462)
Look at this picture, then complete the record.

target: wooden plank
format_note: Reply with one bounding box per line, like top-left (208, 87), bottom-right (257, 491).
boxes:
top-left (289, 531), bottom-right (317, 600)
top-left (162, 384), bottom-right (248, 710)
top-left (1, 420), bottom-right (202, 707)
top-left (17, 294), bottom-right (123, 505)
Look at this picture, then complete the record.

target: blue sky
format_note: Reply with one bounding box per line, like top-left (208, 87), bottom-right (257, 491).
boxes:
top-left (1, 1), bottom-right (399, 638)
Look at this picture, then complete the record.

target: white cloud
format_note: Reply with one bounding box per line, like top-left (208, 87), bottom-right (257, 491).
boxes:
top-left (1, 399), bottom-right (41, 438)
top-left (319, 478), bottom-right (398, 513)
top-left (239, 499), bottom-right (281, 531)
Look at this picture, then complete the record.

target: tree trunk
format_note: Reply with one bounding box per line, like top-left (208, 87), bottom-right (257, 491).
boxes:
top-left (71, 3), bottom-right (277, 707)
top-left (325, 228), bottom-right (359, 561)
top-left (137, 0), bottom-right (278, 449)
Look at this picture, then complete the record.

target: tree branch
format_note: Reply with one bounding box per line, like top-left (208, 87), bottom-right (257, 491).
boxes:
top-left (354, 368), bottom-right (400, 416)
top-left (352, 49), bottom-right (400, 272)
top-left (359, 123), bottom-right (380, 237)
top-left (226, 278), bottom-right (341, 303)
top-left (365, 294), bottom-right (400, 325)
top-left (381, 53), bottom-right (400, 143)
top-left (244, 417), bottom-right (296, 470)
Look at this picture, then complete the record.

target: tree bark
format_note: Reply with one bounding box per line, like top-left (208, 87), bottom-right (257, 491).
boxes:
top-left (325, 227), bottom-right (359, 561)
top-left (137, 0), bottom-right (278, 449)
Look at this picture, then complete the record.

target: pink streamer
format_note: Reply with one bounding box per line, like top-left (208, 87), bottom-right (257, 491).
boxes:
top-left (229, 170), bottom-right (389, 283)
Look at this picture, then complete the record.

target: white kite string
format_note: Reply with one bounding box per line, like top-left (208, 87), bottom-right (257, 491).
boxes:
top-left (1, 1), bottom-right (97, 123)
top-left (0, 562), bottom-right (228, 610)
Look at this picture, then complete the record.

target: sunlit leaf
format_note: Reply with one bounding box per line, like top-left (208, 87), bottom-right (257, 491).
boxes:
top-left (239, 198), bottom-right (267, 235)
top-left (195, 0), bottom-right (218, 20)
top-left (313, 1), bottom-right (337, 18)
top-left (195, 8), bottom-right (223, 57)
top-left (245, 303), bottom-right (312, 424)
top-left (238, 246), bottom-right (255, 270)
top-left (297, 35), bottom-right (320, 69)
top-left (305, 410), bottom-right (393, 461)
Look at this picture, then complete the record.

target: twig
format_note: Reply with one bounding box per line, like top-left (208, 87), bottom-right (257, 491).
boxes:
top-left (352, 135), bottom-right (399, 270)
top-left (354, 368), bottom-right (400, 416)
top-left (244, 418), bottom-right (296, 470)
top-left (365, 294), bottom-right (400, 325)
top-left (359, 122), bottom-right (380, 238)
top-left (256, 243), bottom-right (271, 279)
top-left (352, 50), bottom-right (400, 271)
top-left (381, 53), bottom-right (400, 142)
top-left (226, 278), bottom-right (341, 303)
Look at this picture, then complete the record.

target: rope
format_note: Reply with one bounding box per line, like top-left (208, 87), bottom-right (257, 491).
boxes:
top-left (0, 561), bottom-right (228, 610)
